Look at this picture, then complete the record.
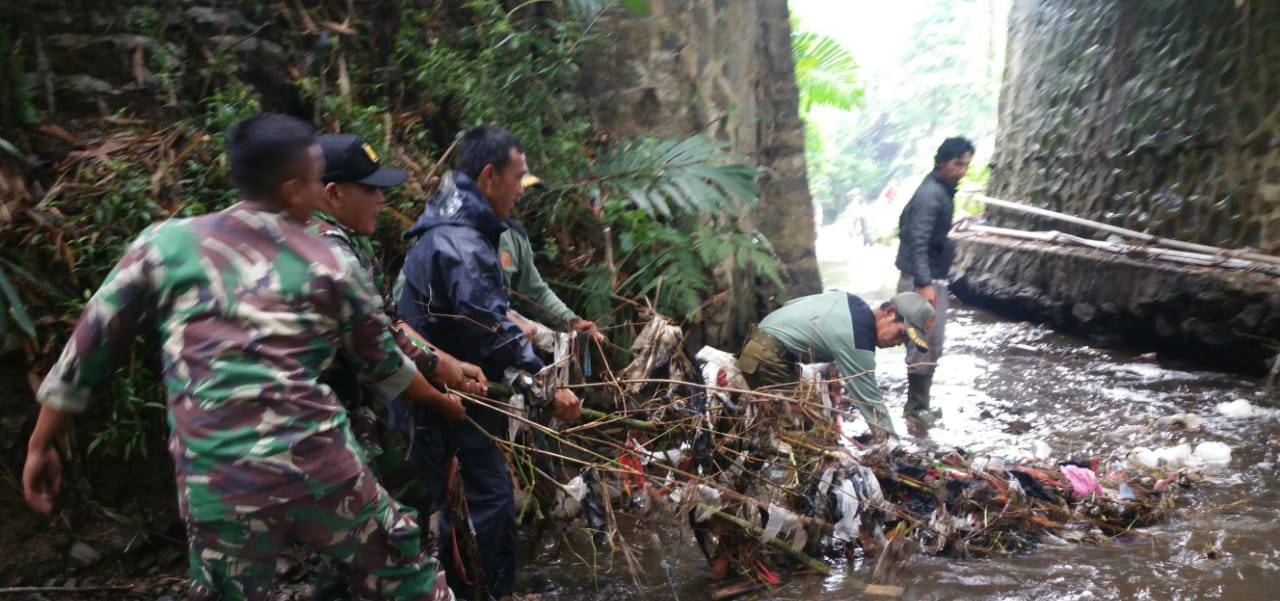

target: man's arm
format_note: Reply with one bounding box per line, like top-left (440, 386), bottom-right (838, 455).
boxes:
top-left (835, 350), bottom-right (898, 438)
top-left (503, 228), bottom-right (580, 324)
top-left (24, 406), bottom-right (69, 513)
top-left (26, 229), bottom-right (160, 512)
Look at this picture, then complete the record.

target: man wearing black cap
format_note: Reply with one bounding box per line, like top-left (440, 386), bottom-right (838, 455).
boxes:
top-left (313, 133), bottom-right (487, 443)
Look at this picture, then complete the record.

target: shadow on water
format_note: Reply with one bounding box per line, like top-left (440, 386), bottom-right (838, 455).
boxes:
top-left (517, 244), bottom-right (1280, 599)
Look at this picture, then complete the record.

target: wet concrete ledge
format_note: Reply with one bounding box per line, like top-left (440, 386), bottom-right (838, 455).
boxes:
top-left (950, 232), bottom-right (1280, 375)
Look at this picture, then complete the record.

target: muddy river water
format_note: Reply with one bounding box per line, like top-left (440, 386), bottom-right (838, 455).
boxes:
top-left (516, 303), bottom-right (1280, 600)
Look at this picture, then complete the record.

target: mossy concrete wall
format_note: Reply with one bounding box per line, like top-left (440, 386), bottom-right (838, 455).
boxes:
top-left (954, 0), bottom-right (1280, 372)
top-left (989, 0), bottom-right (1280, 251)
top-left (584, 0), bottom-right (818, 344)
top-left (587, 1), bottom-right (816, 285)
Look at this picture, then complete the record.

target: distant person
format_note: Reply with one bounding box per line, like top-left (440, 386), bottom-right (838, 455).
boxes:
top-left (737, 290), bottom-right (936, 439)
top-left (895, 136), bottom-right (974, 425)
top-left (23, 114), bottom-right (454, 601)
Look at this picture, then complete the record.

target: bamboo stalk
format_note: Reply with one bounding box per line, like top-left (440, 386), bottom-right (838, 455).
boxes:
top-left (694, 503), bottom-right (831, 574)
top-left (963, 223), bottom-right (1280, 276)
top-left (972, 194), bottom-right (1280, 267)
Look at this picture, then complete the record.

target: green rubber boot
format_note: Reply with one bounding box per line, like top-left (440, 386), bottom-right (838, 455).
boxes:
top-left (905, 374), bottom-right (941, 426)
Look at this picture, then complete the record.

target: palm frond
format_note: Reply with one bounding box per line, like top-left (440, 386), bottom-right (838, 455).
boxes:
top-left (587, 135), bottom-right (760, 219)
top-left (792, 30), bottom-right (863, 113)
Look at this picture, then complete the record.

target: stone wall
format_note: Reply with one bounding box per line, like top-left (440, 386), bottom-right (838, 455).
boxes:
top-left (586, 1), bottom-right (816, 284)
top-left (952, 232), bottom-right (1280, 373)
top-left (989, 0), bottom-right (1280, 252)
top-left (583, 0), bottom-right (819, 345)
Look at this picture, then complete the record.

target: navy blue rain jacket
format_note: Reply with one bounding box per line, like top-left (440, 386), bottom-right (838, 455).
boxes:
top-left (398, 171), bottom-right (542, 446)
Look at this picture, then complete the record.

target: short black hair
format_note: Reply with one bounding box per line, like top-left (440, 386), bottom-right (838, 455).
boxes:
top-left (934, 136), bottom-right (975, 166)
top-left (457, 125), bottom-right (524, 181)
top-left (228, 113), bottom-right (317, 201)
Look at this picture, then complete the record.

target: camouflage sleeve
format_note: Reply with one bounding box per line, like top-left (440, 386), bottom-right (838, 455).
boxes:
top-left (332, 254), bottom-right (418, 402)
top-left (322, 233), bottom-right (434, 370)
top-left (37, 227), bottom-right (160, 413)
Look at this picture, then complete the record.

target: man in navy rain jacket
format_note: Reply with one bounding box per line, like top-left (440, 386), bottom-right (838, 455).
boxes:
top-left (397, 125), bottom-right (580, 601)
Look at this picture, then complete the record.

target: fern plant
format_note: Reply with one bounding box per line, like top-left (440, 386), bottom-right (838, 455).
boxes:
top-left (584, 135), bottom-right (759, 218)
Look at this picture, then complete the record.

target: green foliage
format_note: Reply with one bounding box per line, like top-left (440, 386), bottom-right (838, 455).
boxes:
top-left (86, 363), bottom-right (167, 462)
top-left (587, 136), bottom-right (759, 218)
top-left (792, 29), bottom-right (863, 115)
top-left (0, 264), bottom-right (36, 341)
top-left (797, 0), bottom-right (1007, 223)
top-left (0, 23), bottom-right (39, 129)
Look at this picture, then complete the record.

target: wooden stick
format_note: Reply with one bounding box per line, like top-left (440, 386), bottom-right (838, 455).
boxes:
top-left (0, 585), bottom-right (133, 595)
top-left (694, 503), bottom-right (830, 574)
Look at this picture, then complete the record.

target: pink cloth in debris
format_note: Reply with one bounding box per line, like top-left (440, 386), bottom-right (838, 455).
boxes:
top-left (1060, 465), bottom-right (1103, 499)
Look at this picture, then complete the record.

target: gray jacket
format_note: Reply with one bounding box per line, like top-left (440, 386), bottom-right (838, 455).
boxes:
top-left (895, 172), bottom-right (957, 287)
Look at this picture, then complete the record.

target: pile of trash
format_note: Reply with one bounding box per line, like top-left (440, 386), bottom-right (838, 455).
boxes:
top-left (484, 315), bottom-right (1206, 595)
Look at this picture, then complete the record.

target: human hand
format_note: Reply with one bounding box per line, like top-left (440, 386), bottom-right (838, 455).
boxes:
top-left (23, 442), bottom-right (62, 514)
top-left (551, 388), bottom-right (582, 422)
top-left (431, 352), bottom-right (466, 390)
top-left (918, 284), bottom-right (937, 308)
top-left (571, 319), bottom-right (605, 344)
top-left (508, 311), bottom-right (535, 342)
top-left (433, 391), bottom-right (467, 421)
top-left (458, 361), bottom-right (487, 395)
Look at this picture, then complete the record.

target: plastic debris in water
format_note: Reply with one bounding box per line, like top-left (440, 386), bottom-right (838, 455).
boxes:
top-left (1192, 441), bottom-right (1232, 465)
top-left (1060, 465), bottom-right (1103, 499)
top-left (1156, 413), bottom-right (1204, 430)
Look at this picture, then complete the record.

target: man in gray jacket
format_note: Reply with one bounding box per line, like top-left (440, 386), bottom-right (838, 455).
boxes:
top-left (895, 136), bottom-right (974, 425)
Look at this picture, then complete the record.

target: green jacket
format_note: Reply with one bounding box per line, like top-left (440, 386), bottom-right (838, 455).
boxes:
top-left (758, 290), bottom-right (894, 435)
top-left (499, 223), bottom-right (579, 324)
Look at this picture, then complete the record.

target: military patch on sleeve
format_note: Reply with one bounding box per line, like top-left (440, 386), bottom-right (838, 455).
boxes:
top-left (500, 250), bottom-right (513, 269)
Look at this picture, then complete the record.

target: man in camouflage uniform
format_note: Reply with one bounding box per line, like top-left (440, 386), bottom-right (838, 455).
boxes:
top-left (23, 114), bottom-right (454, 601)
top-left (311, 133), bottom-right (486, 465)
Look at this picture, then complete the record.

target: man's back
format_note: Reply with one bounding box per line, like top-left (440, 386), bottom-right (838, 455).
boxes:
top-left (42, 202), bottom-right (414, 520)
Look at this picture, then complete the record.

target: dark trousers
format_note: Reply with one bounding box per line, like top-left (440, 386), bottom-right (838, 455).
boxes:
top-left (399, 405), bottom-right (518, 601)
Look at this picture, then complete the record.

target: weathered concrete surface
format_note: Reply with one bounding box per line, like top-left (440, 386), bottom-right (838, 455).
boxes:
top-left (587, 2), bottom-right (817, 288)
top-left (952, 232), bottom-right (1280, 373)
top-left (990, 1), bottom-right (1280, 252)
top-left (584, 0), bottom-right (820, 348)
top-left (964, 0), bottom-right (1280, 371)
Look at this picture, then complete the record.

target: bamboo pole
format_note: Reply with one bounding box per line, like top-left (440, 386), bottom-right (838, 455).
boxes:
top-left (694, 503), bottom-right (831, 575)
top-left (972, 194), bottom-right (1280, 267)
top-left (962, 223), bottom-right (1280, 276)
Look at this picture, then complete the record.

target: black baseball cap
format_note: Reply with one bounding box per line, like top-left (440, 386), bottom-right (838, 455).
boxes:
top-left (318, 133), bottom-right (407, 187)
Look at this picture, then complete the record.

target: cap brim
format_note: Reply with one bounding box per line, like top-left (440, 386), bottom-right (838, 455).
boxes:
top-left (906, 325), bottom-right (929, 351)
top-left (356, 166), bottom-right (408, 188)
top-left (522, 174), bottom-right (545, 189)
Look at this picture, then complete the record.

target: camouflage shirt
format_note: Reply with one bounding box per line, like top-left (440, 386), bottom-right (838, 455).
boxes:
top-left (307, 214), bottom-right (435, 459)
top-left (37, 202), bottom-right (417, 522)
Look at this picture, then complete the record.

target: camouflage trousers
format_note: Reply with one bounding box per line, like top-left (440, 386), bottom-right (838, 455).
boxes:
top-left (183, 469), bottom-right (454, 601)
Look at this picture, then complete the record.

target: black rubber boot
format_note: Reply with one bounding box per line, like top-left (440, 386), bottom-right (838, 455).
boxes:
top-left (905, 374), bottom-right (940, 426)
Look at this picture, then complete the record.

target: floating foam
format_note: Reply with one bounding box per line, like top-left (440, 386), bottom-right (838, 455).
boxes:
top-left (1216, 399), bottom-right (1271, 419)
